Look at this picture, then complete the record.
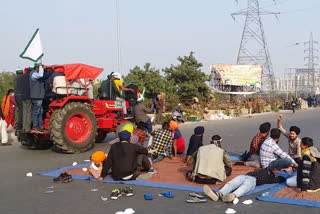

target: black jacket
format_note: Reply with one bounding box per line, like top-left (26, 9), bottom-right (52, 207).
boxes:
top-left (99, 79), bottom-right (120, 100)
top-left (14, 74), bottom-right (24, 100)
top-left (247, 168), bottom-right (285, 186)
top-left (21, 72), bottom-right (31, 100)
top-left (101, 142), bottom-right (148, 180)
top-left (125, 84), bottom-right (138, 101)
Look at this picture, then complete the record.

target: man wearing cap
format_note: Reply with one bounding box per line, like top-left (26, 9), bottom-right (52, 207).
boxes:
top-left (277, 115), bottom-right (302, 161)
top-left (125, 81), bottom-right (139, 117)
top-left (111, 73), bottom-right (134, 119)
top-left (30, 63), bottom-right (45, 132)
top-left (101, 130), bottom-right (151, 180)
top-left (14, 68), bottom-right (24, 133)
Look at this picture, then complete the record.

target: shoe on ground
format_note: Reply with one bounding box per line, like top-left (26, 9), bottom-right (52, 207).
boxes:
top-left (203, 185), bottom-right (219, 201)
top-left (1, 143), bottom-right (12, 146)
top-left (186, 197), bottom-right (207, 203)
top-left (189, 192), bottom-right (205, 199)
top-left (122, 187), bottom-right (134, 197)
top-left (222, 193), bottom-right (236, 203)
top-left (111, 188), bottom-right (122, 199)
top-left (53, 173), bottom-right (72, 183)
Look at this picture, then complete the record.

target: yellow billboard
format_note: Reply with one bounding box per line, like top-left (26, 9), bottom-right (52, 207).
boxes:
top-left (211, 65), bottom-right (262, 87)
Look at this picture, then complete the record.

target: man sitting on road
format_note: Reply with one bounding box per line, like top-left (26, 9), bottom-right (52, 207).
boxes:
top-left (148, 122), bottom-right (173, 163)
top-left (186, 135), bottom-right (232, 184)
top-left (260, 128), bottom-right (298, 170)
top-left (185, 126), bottom-right (205, 164)
top-left (277, 115), bottom-right (302, 162)
top-left (100, 130), bottom-right (153, 181)
top-left (236, 122), bottom-right (271, 168)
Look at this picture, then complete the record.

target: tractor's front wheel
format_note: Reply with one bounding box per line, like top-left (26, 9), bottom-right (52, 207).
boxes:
top-left (50, 102), bottom-right (97, 153)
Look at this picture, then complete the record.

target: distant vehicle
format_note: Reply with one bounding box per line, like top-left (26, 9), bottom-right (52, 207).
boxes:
top-left (210, 64), bottom-right (262, 94)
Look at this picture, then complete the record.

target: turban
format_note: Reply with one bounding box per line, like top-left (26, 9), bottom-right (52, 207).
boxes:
top-left (290, 126), bottom-right (301, 135)
top-left (119, 130), bottom-right (131, 142)
top-left (194, 126), bottom-right (205, 135)
top-left (122, 123), bottom-right (134, 135)
top-left (169, 120), bottom-right (179, 130)
top-left (16, 68), bottom-right (23, 74)
top-left (91, 151), bottom-right (106, 163)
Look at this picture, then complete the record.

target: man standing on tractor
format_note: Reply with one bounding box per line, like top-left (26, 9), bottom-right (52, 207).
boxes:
top-left (30, 63), bottom-right (45, 132)
top-left (125, 81), bottom-right (139, 118)
top-left (111, 73), bottom-right (134, 119)
top-left (14, 68), bottom-right (24, 134)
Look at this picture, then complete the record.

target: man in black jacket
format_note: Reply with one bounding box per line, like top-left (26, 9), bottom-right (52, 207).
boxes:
top-left (99, 75), bottom-right (120, 100)
top-left (100, 130), bottom-right (151, 180)
top-left (125, 81), bottom-right (139, 117)
top-left (14, 68), bottom-right (24, 132)
top-left (21, 68), bottom-right (33, 133)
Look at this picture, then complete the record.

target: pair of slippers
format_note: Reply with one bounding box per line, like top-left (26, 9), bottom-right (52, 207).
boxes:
top-left (144, 192), bottom-right (174, 200)
top-left (186, 192), bottom-right (207, 203)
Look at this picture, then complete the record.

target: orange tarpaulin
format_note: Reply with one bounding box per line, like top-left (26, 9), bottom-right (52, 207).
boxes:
top-left (24, 63), bottom-right (104, 81)
top-left (45, 63), bottom-right (103, 81)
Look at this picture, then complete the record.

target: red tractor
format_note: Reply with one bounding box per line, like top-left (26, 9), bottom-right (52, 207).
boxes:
top-left (20, 63), bottom-right (130, 153)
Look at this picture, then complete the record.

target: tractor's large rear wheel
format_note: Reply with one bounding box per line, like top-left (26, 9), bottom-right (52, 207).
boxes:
top-left (50, 102), bottom-right (97, 153)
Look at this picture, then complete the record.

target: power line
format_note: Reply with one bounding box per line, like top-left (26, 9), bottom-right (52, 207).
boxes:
top-left (232, 0), bottom-right (278, 91)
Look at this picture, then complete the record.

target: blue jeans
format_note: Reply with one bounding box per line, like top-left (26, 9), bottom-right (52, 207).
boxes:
top-left (32, 99), bottom-right (43, 128)
top-left (267, 158), bottom-right (292, 170)
top-left (219, 175), bottom-right (256, 197)
top-left (145, 119), bottom-right (152, 134)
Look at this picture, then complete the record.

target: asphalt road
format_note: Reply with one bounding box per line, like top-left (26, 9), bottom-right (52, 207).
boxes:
top-left (1, 109), bottom-right (320, 214)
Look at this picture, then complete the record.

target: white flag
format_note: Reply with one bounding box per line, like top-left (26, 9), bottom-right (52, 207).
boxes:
top-left (20, 28), bottom-right (44, 62)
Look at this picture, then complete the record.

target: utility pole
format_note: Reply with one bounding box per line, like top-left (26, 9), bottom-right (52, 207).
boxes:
top-left (116, 0), bottom-right (121, 75)
top-left (232, 0), bottom-right (279, 91)
top-left (304, 32), bottom-right (318, 93)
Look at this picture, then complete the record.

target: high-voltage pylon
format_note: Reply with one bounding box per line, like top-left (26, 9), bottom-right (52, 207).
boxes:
top-left (232, 0), bottom-right (279, 91)
top-left (304, 32), bottom-right (318, 89)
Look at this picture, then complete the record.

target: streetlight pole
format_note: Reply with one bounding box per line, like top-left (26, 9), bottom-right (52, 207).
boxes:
top-left (116, 0), bottom-right (121, 75)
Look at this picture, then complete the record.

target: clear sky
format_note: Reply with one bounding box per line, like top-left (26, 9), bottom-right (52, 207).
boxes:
top-left (1, 0), bottom-right (320, 78)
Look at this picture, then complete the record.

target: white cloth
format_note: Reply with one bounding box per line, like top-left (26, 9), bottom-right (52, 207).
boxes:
top-left (286, 175), bottom-right (297, 187)
top-left (0, 119), bottom-right (8, 144)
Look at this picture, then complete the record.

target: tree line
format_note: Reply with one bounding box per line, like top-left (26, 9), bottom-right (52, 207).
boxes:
top-left (0, 52), bottom-right (211, 101)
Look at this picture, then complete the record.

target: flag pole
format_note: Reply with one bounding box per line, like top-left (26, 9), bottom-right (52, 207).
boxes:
top-left (116, 0), bottom-right (121, 76)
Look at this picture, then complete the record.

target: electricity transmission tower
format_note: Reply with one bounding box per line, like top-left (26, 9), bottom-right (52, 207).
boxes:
top-left (232, 0), bottom-right (279, 91)
top-left (304, 32), bottom-right (318, 90)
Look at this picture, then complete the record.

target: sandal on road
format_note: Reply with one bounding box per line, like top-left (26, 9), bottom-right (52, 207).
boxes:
top-left (186, 197), bottom-right (207, 203)
top-left (189, 192), bottom-right (204, 199)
